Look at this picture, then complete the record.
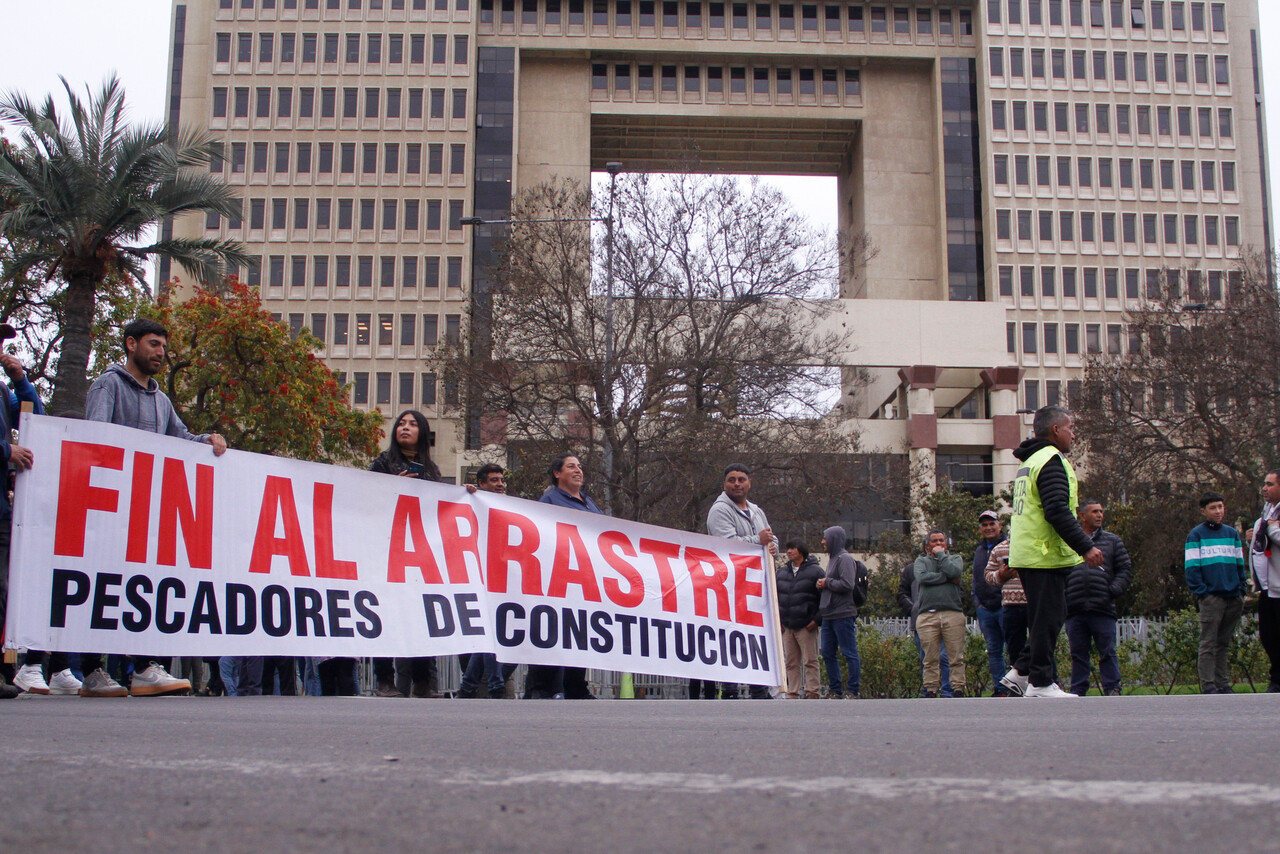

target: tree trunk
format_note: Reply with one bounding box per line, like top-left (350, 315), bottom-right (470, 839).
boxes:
top-left (49, 273), bottom-right (99, 416)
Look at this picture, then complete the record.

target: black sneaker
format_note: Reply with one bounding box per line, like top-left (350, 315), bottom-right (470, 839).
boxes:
top-left (1104, 688), bottom-right (1122, 696)
top-left (923, 690), bottom-right (939, 698)
top-left (456, 686), bottom-right (478, 699)
top-left (1218, 685), bottom-right (1235, 694)
top-left (0, 675), bottom-right (19, 700)
top-left (951, 689), bottom-right (967, 698)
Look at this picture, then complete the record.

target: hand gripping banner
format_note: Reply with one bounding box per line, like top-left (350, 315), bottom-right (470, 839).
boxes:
top-left (4, 415), bottom-right (782, 686)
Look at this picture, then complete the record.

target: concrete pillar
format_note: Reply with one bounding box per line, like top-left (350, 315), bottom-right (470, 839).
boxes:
top-left (898, 365), bottom-right (942, 536)
top-left (982, 366), bottom-right (1025, 496)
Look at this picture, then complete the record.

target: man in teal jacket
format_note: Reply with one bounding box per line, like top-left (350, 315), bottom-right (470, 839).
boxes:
top-left (1185, 491), bottom-right (1247, 694)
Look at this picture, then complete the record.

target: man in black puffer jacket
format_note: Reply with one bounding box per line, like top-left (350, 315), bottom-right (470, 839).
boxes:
top-left (777, 541), bottom-right (826, 699)
top-left (1064, 500), bottom-right (1132, 696)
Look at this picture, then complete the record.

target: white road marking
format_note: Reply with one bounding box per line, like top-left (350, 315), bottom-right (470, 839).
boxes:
top-left (440, 770), bottom-right (1280, 807)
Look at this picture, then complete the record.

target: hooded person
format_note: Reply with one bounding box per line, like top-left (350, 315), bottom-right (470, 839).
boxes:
top-left (817, 526), bottom-right (870, 699)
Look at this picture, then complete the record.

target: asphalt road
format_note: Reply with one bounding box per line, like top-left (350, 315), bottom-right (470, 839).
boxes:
top-left (7, 693), bottom-right (1279, 853)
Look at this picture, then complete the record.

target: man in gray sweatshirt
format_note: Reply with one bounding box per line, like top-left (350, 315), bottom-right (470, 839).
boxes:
top-left (818, 526), bottom-right (869, 699)
top-left (705, 463), bottom-right (776, 699)
top-left (84, 318), bottom-right (228, 697)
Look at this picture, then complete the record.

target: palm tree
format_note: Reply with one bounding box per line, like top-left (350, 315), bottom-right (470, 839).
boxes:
top-left (0, 75), bottom-right (250, 414)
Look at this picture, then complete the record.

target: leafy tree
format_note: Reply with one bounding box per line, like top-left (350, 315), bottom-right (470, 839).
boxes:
top-left (1073, 254), bottom-right (1279, 613)
top-left (134, 279), bottom-right (383, 464)
top-left (457, 172), bottom-right (876, 529)
top-left (0, 75), bottom-right (250, 415)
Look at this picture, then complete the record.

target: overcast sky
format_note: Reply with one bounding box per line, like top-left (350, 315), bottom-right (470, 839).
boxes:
top-left (2, 0), bottom-right (1278, 246)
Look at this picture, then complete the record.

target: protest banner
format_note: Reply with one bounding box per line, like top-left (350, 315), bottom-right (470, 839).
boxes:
top-left (4, 415), bottom-right (781, 685)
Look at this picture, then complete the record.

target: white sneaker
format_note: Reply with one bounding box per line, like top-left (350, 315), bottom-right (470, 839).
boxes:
top-left (999, 668), bottom-right (1028, 697)
top-left (47, 668), bottom-right (83, 695)
top-left (1025, 682), bottom-right (1080, 698)
top-left (130, 663), bottom-right (191, 697)
top-left (13, 664), bottom-right (50, 694)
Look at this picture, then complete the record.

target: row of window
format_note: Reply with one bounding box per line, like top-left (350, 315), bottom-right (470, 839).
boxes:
top-left (338, 369), bottom-right (458, 408)
top-left (212, 197), bottom-right (467, 236)
top-left (479, 0), bottom-right (976, 42)
top-left (994, 207), bottom-right (1240, 248)
top-left (219, 0), bottom-right (466, 14)
top-left (214, 31), bottom-right (469, 70)
top-left (989, 46), bottom-right (1231, 91)
top-left (1022, 378), bottom-right (1077, 412)
top-left (1008, 320), bottom-right (1133, 357)
top-left (244, 253), bottom-right (468, 289)
top-left (211, 141), bottom-right (469, 181)
top-left (991, 100), bottom-right (1234, 146)
top-left (988, 0), bottom-right (1227, 38)
top-left (290, 310), bottom-right (462, 347)
top-left (993, 155), bottom-right (1237, 197)
top-left (211, 86), bottom-right (467, 128)
top-left (589, 63), bottom-right (861, 103)
top-left (997, 264), bottom-right (1239, 301)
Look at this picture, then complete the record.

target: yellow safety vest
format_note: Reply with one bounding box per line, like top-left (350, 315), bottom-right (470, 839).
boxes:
top-left (1010, 444), bottom-right (1081, 569)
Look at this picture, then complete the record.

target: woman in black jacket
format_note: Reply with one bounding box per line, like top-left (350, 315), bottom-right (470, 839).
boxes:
top-left (369, 409), bottom-right (443, 481)
top-left (366, 410), bottom-right (442, 697)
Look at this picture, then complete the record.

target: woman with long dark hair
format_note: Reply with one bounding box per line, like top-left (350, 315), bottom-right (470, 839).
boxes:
top-left (369, 410), bottom-right (442, 697)
top-left (370, 409), bottom-right (442, 481)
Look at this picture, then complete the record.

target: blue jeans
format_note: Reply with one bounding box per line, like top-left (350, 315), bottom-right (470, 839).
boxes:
top-left (977, 605), bottom-right (1007, 693)
top-left (460, 653), bottom-right (507, 695)
top-left (299, 657), bottom-right (323, 696)
top-left (913, 631), bottom-right (952, 696)
top-left (820, 617), bottom-right (861, 696)
top-left (218, 657), bottom-right (263, 697)
top-left (1065, 612), bottom-right (1120, 695)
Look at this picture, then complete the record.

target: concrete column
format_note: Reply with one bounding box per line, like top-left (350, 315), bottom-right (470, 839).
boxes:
top-left (898, 365), bottom-right (942, 535)
top-left (982, 366), bottom-right (1024, 495)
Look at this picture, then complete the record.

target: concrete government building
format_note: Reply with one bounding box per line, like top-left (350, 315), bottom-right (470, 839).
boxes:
top-left (164, 0), bottom-right (1270, 517)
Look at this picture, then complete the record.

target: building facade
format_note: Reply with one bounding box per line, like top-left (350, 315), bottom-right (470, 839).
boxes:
top-left (166, 0), bottom-right (1269, 500)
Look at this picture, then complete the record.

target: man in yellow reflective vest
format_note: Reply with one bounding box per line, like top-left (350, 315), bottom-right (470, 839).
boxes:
top-left (999, 406), bottom-right (1104, 699)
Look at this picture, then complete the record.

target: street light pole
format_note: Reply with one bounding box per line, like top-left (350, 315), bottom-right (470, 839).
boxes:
top-left (602, 162), bottom-right (623, 514)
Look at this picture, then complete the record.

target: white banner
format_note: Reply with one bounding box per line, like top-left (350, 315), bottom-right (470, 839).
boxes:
top-left (4, 415), bottom-right (781, 685)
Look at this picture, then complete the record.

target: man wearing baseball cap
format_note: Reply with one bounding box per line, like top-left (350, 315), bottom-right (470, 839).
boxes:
top-left (972, 509), bottom-right (1010, 696)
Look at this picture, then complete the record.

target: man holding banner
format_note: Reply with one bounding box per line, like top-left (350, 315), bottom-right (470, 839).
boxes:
top-left (82, 318), bottom-right (228, 697)
top-left (0, 345), bottom-right (42, 699)
top-left (706, 464), bottom-right (777, 700)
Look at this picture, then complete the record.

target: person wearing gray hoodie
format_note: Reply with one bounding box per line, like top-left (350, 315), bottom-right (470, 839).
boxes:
top-left (818, 526), bottom-right (869, 699)
top-left (84, 318), bottom-right (228, 698)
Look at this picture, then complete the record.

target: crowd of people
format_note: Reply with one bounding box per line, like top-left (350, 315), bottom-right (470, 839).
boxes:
top-left (1, 319), bottom-right (1278, 701)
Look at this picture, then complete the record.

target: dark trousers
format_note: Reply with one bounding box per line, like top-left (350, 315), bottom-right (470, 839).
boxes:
top-left (1258, 595), bottom-right (1280, 687)
top-left (1012, 567), bottom-right (1071, 688)
top-left (204, 657), bottom-right (226, 695)
top-left (525, 665), bottom-right (592, 698)
top-left (1065, 612), bottom-right (1120, 694)
top-left (688, 679), bottom-right (718, 699)
top-left (318, 658), bottom-right (358, 696)
top-left (261, 656), bottom-right (297, 695)
top-left (1002, 604), bottom-right (1029, 673)
top-left (374, 657), bottom-right (436, 695)
top-left (373, 657), bottom-right (396, 687)
top-left (395, 657), bottom-right (437, 696)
